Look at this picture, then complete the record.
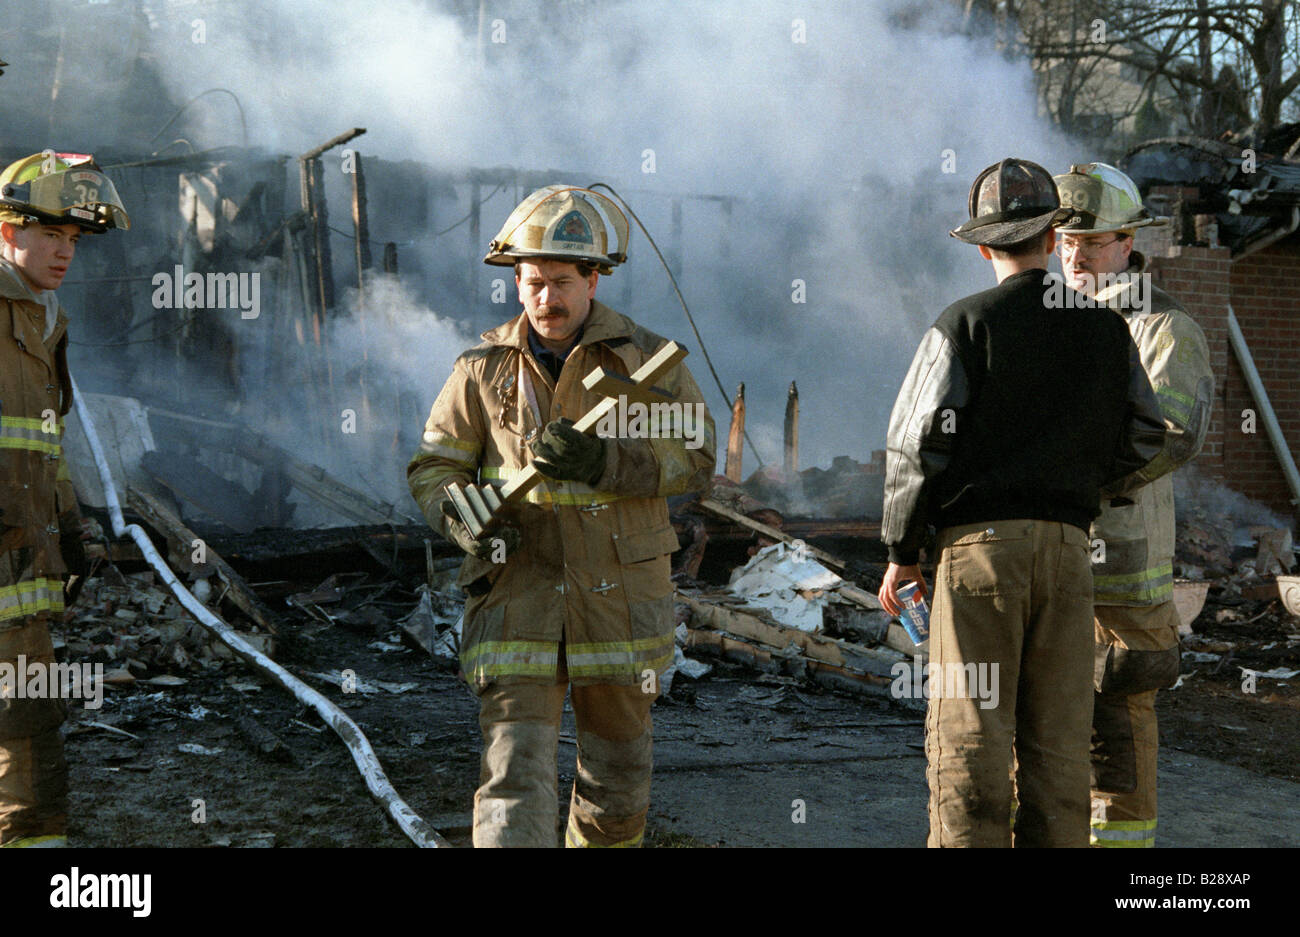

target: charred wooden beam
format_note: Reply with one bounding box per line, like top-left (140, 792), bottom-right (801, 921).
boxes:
top-left (245, 210), bottom-right (307, 261)
top-left (729, 517), bottom-right (881, 540)
top-left (682, 628), bottom-right (896, 698)
top-left (235, 712), bottom-right (297, 764)
top-left (299, 127), bottom-right (367, 162)
top-left (127, 487), bottom-right (283, 636)
top-left (297, 129), bottom-right (365, 322)
top-left (140, 450), bottom-right (261, 533)
top-left (682, 628), bottom-right (779, 673)
top-left (86, 541), bottom-right (145, 563)
top-left (784, 380), bottom-right (799, 477)
top-left (679, 593), bottom-right (901, 676)
top-left (302, 156), bottom-right (335, 320)
top-left (695, 497), bottom-right (846, 572)
top-left (205, 524), bottom-right (459, 565)
top-left (725, 383), bottom-right (745, 483)
top-left (348, 150), bottom-right (375, 433)
top-left (351, 150), bottom-right (373, 287)
top-left (251, 462), bottom-right (295, 529)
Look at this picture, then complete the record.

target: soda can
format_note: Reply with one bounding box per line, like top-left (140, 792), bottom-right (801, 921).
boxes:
top-left (896, 580), bottom-right (930, 645)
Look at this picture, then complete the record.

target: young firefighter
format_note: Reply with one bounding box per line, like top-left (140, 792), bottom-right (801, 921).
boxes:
top-left (877, 158), bottom-right (1166, 847)
top-left (1054, 163), bottom-right (1214, 848)
top-left (0, 152), bottom-right (130, 847)
top-left (408, 185), bottom-right (715, 847)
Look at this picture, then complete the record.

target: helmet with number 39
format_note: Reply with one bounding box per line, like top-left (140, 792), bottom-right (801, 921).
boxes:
top-left (1053, 162), bottom-right (1165, 236)
top-left (0, 151), bottom-right (130, 232)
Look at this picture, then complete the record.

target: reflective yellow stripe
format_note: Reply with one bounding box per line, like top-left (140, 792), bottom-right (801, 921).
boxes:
top-left (1092, 818), bottom-right (1156, 830)
top-left (565, 819), bottom-right (643, 848)
top-left (0, 438), bottom-right (60, 455)
top-left (416, 432), bottom-right (478, 466)
top-left (566, 634), bottom-right (674, 678)
top-left (1090, 817), bottom-right (1156, 848)
top-left (1093, 562), bottom-right (1173, 603)
top-left (463, 633), bottom-right (672, 681)
top-left (0, 416), bottom-right (62, 431)
top-left (479, 466), bottom-right (624, 506)
top-left (0, 579), bottom-right (65, 621)
top-left (1156, 385), bottom-right (1192, 424)
top-left (461, 640), bottom-right (558, 680)
top-left (0, 415), bottom-right (62, 456)
top-left (0, 834), bottom-right (68, 848)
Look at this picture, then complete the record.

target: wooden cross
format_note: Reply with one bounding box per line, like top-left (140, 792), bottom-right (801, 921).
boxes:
top-left (445, 341), bottom-right (687, 537)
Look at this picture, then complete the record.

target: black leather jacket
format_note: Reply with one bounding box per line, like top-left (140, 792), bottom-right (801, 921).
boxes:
top-left (881, 269), bottom-right (1167, 565)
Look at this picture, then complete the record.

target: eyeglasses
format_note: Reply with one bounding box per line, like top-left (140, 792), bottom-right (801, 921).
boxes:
top-left (1057, 235), bottom-right (1127, 258)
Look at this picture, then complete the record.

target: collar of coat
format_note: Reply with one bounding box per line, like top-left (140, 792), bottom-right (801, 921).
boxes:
top-left (0, 259), bottom-right (68, 346)
top-left (1094, 248), bottom-right (1150, 314)
top-left (480, 300), bottom-right (635, 351)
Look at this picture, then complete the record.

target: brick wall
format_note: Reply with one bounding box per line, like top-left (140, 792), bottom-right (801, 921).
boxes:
top-left (1139, 226), bottom-right (1300, 523)
top-left (1226, 241), bottom-right (1300, 520)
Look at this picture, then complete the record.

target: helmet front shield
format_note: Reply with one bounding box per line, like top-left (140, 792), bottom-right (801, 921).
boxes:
top-left (1053, 162), bottom-right (1166, 235)
top-left (1, 166), bottom-right (131, 231)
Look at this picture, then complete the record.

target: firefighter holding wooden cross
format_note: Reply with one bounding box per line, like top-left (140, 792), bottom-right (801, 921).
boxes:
top-left (408, 185), bottom-right (714, 847)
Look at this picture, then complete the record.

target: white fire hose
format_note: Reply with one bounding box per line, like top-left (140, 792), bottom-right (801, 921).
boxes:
top-left (71, 376), bottom-right (448, 847)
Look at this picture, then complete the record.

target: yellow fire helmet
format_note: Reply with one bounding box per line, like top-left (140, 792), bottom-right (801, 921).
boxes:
top-left (485, 184), bottom-right (629, 274)
top-left (0, 151), bottom-right (130, 232)
top-left (1053, 162), bottom-right (1166, 236)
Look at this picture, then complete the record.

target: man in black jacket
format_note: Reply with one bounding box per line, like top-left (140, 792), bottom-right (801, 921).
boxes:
top-left (877, 158), bottom-right (1166, 847)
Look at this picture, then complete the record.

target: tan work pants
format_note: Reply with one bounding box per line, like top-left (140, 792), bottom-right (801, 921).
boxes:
top-left (472, 656), bottom-right (655, 848)
top-left (1090, 602), bottom-right (1181, 848)
top-left (0, 548), bottom-right (68, 846)
top-left (927, 519), bottom-right (1094, 847)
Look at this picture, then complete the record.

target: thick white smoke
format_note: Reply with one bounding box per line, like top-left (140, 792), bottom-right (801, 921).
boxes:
top-left (6, 0), bottom-right (1082, 518)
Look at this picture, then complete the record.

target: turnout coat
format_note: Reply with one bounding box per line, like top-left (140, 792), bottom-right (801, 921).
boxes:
top-left (0, 264), bottom-right (75, 619)
top-left (408, 301), bottom-right (714, 691)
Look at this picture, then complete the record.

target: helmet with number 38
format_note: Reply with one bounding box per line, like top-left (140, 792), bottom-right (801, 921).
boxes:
top-left (1053, 162), bottom-right (1165, 236)
top-left (0, 151), bottom-right (130, 232)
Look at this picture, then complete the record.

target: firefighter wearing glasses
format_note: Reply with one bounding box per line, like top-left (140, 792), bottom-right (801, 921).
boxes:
top-left (0, 151), bottom-right (130, 847)
top-left (1054, 162), bottom-right (1213, 848)
top-left (407, 185), bottom-right (714, 847)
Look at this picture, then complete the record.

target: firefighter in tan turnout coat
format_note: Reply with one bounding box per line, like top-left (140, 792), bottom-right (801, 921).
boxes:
top-left (0, 152), bottom-right (129, 847)
top-left (408, 185), bottom-right (714, 847)
top-left (1054, 163), bottom-right (1214, 848)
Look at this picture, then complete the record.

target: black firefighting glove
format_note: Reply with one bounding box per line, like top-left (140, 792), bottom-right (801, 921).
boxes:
top-left (529, 418), bottom-right (605, 486)
top-left (438, 499), bottom-right (520, 560)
